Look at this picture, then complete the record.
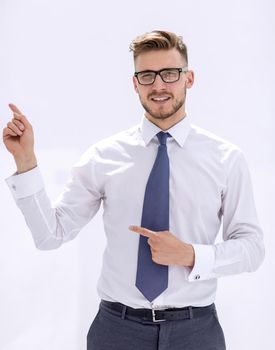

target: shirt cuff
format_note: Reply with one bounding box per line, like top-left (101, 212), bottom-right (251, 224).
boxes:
top-left (187, 244), bottom-right (216, 282)
top-left (5, 166), bottom-right (44, 200)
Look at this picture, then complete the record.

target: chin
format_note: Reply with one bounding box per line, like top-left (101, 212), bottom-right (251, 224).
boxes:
top-left (148, 109), bottom-right (176, 120)
top-left (152, 114), bottom-right (174, 120)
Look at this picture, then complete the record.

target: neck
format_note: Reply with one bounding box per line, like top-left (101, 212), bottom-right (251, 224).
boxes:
top-left (145, 111), bottom-right (187, 131)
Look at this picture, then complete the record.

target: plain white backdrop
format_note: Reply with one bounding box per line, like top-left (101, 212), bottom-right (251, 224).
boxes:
top-left (0, 0), bottom-right (274, 349)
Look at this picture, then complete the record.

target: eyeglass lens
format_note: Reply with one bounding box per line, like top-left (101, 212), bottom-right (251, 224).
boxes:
top-left (138, 69), bottom-right (180, 85)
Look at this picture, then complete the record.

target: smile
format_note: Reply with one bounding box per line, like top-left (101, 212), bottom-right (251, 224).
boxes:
top-left (151, 97), bottom-right (171, 103)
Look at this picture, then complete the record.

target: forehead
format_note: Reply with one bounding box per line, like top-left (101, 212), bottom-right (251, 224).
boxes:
top-left (134, 48), bottom-right (185, 71)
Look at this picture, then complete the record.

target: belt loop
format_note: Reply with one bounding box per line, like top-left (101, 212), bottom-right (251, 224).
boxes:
top-left (121, 305), bottom-right (127, 320)
top-left (188, 306), bottom-right (193, 319)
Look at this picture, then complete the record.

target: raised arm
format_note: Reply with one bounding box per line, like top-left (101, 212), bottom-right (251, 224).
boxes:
top-left (3, 104), bottom-right (102, 250)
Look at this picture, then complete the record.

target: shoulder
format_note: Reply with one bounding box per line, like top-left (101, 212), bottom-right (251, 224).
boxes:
top-left (188, 123), bottom-right (243, 162)
top-left (96, 123), bottom-right (140, 150)
top-left (76, 123), bottom-right (140, 165)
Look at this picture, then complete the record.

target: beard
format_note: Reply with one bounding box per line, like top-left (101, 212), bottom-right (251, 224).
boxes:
top-left (139, 88), bottom-right (186, 120)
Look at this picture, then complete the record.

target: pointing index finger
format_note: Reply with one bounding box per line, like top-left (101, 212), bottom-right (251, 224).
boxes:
top-left (129, 225), bottom-right (156, 238)
top-left (8, 103), bottom-right (32, 128)
top-left (9, 103), bottom-right (24, 115)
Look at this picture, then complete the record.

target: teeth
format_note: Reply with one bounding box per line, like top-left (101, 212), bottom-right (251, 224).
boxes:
top-left (152, 97), bottom-right (169, 101)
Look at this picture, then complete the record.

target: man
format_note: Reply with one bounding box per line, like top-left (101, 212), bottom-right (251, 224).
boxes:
top-left (3, 30), bottom-right (264, 349)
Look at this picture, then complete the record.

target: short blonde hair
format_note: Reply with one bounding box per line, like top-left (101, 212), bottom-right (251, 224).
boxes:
top-left (129, 30), bottom-right (188, 63)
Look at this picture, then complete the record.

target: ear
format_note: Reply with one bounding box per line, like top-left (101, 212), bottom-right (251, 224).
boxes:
top-left (132, 76), bottom-right (139, 93)
top-left (185, 70), bottom-right (195, 89)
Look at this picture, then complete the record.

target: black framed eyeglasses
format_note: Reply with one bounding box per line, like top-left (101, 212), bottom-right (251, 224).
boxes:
top-left (134, 66), bottom-right (188, 85)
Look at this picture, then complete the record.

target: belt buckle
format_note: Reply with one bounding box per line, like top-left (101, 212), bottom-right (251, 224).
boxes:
top-left (151, 308), bottom-right (166, 323)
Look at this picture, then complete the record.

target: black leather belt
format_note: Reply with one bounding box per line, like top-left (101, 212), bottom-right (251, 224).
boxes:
top-left (100, 300), bottom-right (215, 323)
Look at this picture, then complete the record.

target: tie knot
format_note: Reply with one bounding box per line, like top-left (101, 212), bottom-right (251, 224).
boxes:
top-left (157, 131), bottom-right (171, 145)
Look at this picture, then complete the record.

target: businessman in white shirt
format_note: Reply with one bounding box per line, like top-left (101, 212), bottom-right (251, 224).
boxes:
top-left (3, 30), bottom-right (264, 350)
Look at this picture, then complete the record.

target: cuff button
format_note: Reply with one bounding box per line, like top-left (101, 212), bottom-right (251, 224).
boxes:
top-left (194, 274), bottom-right (200, 280)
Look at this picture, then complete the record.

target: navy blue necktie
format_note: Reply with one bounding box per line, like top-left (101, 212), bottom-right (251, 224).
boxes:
top-left (135, 131), bottom-right (171, 302)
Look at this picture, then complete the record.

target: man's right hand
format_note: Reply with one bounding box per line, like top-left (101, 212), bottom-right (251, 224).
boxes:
top-left (2, 103), bottom-right (37, 173)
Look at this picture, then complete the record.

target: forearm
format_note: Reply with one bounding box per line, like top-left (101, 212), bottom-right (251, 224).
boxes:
top-left (6, 167), bottom-right (65, 250)
top-left (214, 233), bottom-right (265, 275)
top-left (17, 190), bottom-right (64, 250)
top-left (6, 165), bottom-right (102, 250)
top-left (188, 232), bottom-right (265, 282)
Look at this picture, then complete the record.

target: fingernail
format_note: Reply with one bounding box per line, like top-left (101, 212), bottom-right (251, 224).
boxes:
top-left (19, 125), bottom-right (24, 130)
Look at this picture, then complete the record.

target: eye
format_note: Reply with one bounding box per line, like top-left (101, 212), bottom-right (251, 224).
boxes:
top-left (162, 70), bottom-right (178, 79)
top-left (140, 72), bottom-right (155, 79)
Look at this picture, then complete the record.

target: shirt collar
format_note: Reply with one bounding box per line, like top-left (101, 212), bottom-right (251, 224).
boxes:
top-left (140, 114), bottom-right (191, 147)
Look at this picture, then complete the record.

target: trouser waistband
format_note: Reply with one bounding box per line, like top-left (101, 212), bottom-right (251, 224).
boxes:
top-left (100, 299), bottom-right (215, 324)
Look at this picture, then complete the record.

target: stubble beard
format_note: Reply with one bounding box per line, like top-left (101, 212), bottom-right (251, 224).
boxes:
top-left (140, 89), bottom-right (186, 120)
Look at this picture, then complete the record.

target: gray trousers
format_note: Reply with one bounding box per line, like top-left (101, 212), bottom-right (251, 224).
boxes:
top-left (87, 301), bottom-right (226, 349)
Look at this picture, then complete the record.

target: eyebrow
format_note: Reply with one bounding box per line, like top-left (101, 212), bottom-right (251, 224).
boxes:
top-left (135, 67), bottom-right (184, 73)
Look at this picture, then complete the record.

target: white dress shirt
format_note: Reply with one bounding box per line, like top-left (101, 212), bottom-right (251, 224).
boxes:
top-left (6, 115), bottom-right (265, 309)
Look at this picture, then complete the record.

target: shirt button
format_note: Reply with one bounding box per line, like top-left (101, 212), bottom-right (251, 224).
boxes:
top-left (12, 184), bottom-right (16, 191)
top-left (194, 274), bottom-right (200, 280)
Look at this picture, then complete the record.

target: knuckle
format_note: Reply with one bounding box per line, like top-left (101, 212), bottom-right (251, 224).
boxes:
top-left (148, 239), bottom-right (156, 248)
top-left (14, 114), bottom-right (22, 121)
top-left (154, 237), bottom-right (161, 246)
top-left (155, 235), bottom-right (161, 242)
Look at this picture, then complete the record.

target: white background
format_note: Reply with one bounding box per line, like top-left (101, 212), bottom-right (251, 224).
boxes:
top-left (0, 0), bottom-right (274, 349)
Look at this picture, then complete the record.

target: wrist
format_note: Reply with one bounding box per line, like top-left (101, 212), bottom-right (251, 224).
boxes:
top-left (15, 154), bottom-right (37, 174)
top-left (187, 244), bottom-right (195, 267)
top-left (179, 243), bottom-right (195, 267)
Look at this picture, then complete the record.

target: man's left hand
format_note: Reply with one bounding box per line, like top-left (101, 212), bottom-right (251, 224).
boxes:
top-left (129, 225), bottom-right (195, 267)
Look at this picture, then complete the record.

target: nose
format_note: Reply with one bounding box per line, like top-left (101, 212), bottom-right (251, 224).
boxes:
top-left (152, 73), bottom-right (167, 90)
